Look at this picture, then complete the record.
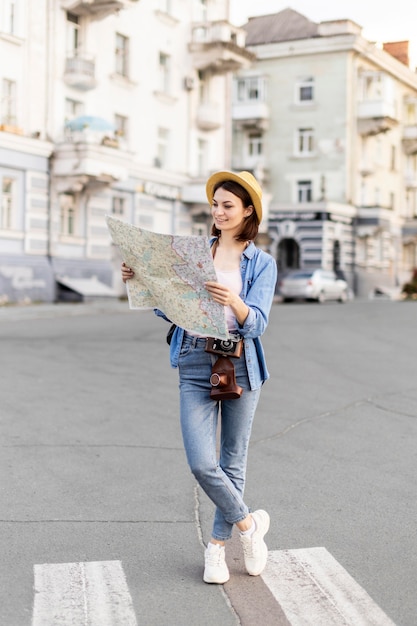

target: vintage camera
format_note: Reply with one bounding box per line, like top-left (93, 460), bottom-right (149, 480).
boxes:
top-left (205, 334), bottom-right (243, 358)
top-left (209, 356), bottom-right (243, 400)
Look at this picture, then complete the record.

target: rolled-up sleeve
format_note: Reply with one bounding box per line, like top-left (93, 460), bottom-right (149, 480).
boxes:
top-left (239, 252), bottom-right (277, 339)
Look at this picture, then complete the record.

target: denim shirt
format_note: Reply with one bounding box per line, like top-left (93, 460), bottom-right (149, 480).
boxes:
top-left (155, 239), bottom-right (277, 390)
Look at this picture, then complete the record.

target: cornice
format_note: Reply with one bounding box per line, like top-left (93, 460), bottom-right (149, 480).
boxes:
top-left (249, 34), bottom-right (417, 90)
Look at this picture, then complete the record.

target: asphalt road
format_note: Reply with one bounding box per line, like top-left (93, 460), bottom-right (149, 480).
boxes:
top-left (0, 299), bottom-right (416, 625)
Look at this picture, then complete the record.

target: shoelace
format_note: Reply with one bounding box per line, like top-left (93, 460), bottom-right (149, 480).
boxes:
top-left (241, 534), bottom-right (259, 558)
top-left (206, 548), bottom-right (225, 567)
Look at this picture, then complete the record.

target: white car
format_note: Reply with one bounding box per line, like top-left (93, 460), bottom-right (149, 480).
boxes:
top-left (278, 269), bottom-right (349, 303)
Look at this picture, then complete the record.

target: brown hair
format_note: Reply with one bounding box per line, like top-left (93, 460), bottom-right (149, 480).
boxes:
top-left (210, 180), bottom-right (260, 242)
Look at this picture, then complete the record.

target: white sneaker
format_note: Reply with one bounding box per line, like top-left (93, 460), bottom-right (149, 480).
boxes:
top-left (239, 510), bottom-right (270, 576)
top-left (203, 542), bottom-right (230, 584)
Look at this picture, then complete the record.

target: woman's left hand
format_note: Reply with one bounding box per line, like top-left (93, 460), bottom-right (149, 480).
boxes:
top-left (204, 281), bottom-right (235, 306)
top-left (205, 281), bottom-right (250, 325)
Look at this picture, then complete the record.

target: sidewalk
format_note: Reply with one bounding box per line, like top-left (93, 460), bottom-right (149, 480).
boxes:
top-left (0, 298), bottom-right (131, 322)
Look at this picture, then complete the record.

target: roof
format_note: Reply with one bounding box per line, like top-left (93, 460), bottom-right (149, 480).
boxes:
top-left (244, 8), bottom-right (318, 46)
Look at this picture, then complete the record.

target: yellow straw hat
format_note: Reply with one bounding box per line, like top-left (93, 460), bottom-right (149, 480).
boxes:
top-left (206, 170), bottom-right (263, 222)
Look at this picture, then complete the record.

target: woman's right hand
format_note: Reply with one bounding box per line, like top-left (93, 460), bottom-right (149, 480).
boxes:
top-left (121, 262), bottom-right (135, 283)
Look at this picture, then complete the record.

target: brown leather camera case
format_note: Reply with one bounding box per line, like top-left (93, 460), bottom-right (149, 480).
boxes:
top-left (209, 356), bottom-right (243, 400)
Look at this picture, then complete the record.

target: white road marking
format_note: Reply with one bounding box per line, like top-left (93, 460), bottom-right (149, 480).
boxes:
top-left (261, 547), bottom-right (396, 626)
top-left (32, 560), bottom-right (137, 626)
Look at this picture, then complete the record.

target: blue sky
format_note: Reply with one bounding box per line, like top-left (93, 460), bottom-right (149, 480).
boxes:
top-left (229, 0), bottom-right (417, 67)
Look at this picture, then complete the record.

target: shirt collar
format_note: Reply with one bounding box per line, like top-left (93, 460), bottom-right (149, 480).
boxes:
top-left (209, 237), bottom-right (256, 259)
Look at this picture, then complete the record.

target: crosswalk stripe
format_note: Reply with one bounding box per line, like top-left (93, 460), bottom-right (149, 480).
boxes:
top-left (261, 547), bottom-right (395, 626)
top-left (32, 560), bottom-right (137, 626)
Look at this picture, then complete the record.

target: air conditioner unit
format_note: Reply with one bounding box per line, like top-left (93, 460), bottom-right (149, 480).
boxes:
top-left (184, 76), bottom-right (195, 91)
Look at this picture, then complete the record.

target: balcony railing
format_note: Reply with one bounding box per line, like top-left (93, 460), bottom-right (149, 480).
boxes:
top-left (196, 102), bottom-right (221, 131)
top-left (188, 21), bottom-right (255, 74)
top-left (232, 101), bottom-right (270, 130)
top-left (61, 0), bottom-right (139, 19)
top-left (53, 133), bottom-right (130, 187)
top-left (357, 99), bottom-right (399, 136)
top-left (64, 55), bottom-right (96, 91)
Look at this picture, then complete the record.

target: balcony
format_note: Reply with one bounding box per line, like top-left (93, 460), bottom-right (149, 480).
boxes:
top-left (232, 101), bottom-right (269, 130)
top-left (357, 100), bottom-right (399, 136)
top-left (64, 55), bottom-right (96, 91)
top-left (358, 159), bottom-right (375, 177)
top-left (181, 180), bottom-right (208, 208)
top-left (53, 128), bottom-right (130, 193)
top-left (404, 170), bottom-right (417, 189)
top-left (188, 21), bottom-right (255, 74)
top-left (402, 218), bottom-right (417, 237)
top-left (403, 125), bottom-right (417, 155)
top-left (61, 0), bottom-right (138, 19)
top-left (357, 205), bottom-right (394, 231)
top-left (231, 160), bottom-right (269, 184)
top-left (196, 102), bottom-right (221, 131)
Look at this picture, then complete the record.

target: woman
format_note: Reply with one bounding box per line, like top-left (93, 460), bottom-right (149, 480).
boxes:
top-left (122, 171), bottom-right (277, 584)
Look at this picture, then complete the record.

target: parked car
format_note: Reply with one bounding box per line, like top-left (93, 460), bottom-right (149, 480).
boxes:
top-left (278, 269), bottom-right (349, 303)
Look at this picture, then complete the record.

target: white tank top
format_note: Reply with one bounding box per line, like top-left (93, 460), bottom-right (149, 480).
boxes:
top-left (215, 268), bottom-right (243, 332)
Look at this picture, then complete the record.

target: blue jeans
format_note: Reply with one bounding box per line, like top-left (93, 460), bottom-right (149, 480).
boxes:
top-left (178, 333), bottom-right (261, 541)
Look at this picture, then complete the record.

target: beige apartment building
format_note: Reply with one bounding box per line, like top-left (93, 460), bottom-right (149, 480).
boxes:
top-left (231, 9), bottom-right (417, 296)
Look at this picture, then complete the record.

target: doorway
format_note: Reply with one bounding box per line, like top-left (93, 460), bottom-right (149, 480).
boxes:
top-left (278, 238), bottom-right (300, 273)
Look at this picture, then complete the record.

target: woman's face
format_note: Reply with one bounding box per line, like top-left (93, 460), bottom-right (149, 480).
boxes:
top-left (211, 187), bottom-right (253, 236)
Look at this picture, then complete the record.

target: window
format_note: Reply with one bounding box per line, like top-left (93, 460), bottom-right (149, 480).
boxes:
top-left (159, 0), bottom-right (172, 13)
top-left (357, 236), bottom-right (368, 265)
top-left (297, 128), bottom-right (314, 155)
top-left (196, 0), bottom-right (207, 21)
top-left (297, 180), bottom-right (312, 203)
top-left (6, 0), bottom-right (16, 34)
top-left (296, 77), bottom-right (314, 103)
top-left (390, 145), bottom-right (396, 171)
top-left (1, 177), bottom-right (15, 229)
top-left (410, 191), bottom-right (417, 217)
top-left (66, 12), bottom-right (81, 55)
top-left (157, 127), bottom-right (169, 167)
top-left (112, 196), bottom-right (126, 217)
top-left (115, 114), bottom-right (128, 140)
top-left (197, 138), bottom-right (208, 176)
top-left (360, 180), bottom-right (367, 207)
top-left (65, 98), bottom-right (83, 120)
top-left (248, 133), bottom-right (262, 157)
top-left (235, 77), bottom-right (266, 102)
top-left (159, 52), bottom-right (170, 93)
top-left (405, 102), bottom-right (417, 124)
top-left (59, 193), bottom-right (76, 236)
top-left (115, 33), bottom-right (129, 77)
top-left (2, 0), bottom-right (22, 36)
top-left (1, 79), bottom-right (17, 125)
top-left (198, 70), bottom-right (209, 103)
top-left (403, 242), bottom-right (416, 270)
